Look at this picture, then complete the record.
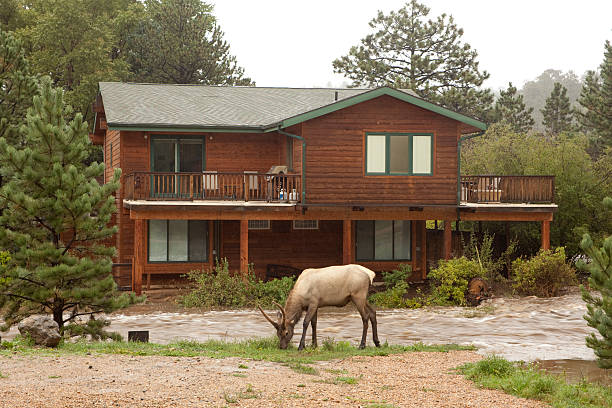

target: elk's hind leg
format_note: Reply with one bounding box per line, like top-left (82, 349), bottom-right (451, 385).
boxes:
top-left (351, 296), bottom-right (370, 349)
top-left (366, 302), bottom-right (380, 347)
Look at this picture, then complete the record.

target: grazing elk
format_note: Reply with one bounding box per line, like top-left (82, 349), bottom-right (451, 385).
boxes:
top-left (258, 264), bottom-right (381, 350)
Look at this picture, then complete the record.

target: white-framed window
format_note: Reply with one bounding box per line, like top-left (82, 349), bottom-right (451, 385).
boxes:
top-left (248, 220), bottom-right (270, 230)
top-left (293, 220), bottom-right (319, 230)
top-left (365, 133), bottom-right (433, 175)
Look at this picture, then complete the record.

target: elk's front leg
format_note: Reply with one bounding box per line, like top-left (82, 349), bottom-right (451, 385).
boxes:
top-left (298, 305), bottom-right (317, 351)
top-left (311, 310), bottom-right (318, 348)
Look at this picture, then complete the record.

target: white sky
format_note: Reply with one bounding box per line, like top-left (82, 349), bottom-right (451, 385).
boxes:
top-left (212, 0), bottom-right (612, 90)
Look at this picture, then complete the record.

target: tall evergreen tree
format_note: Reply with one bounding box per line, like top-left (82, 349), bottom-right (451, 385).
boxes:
top-left (0, 29), bottom-right (38, 146)
top-left (15, 0), bottom-right (134, 121)
top-left (332, 0), bottom-right (492, 120)
top-left (541, 82), bottom-right (574, 135)
top-left (494, 83), bottom-right (535, 133)
top-left (579, 197), bottom-right (612, 369)
top-left (126, 0), bottom-right (253, 85)
top-left (578, 41), bottom-right (612, 150)
top-left (0, 81), bottom-right (135, 333)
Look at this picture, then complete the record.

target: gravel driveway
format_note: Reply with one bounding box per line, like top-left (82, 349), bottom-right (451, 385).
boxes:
top-left (0, 351), bottom-right (545, 408)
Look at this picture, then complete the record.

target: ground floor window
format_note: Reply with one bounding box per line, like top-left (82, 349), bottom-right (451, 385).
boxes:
top-left (355, 220), bottom-right (411, 261)
top-left (148, 220), bottom-right (208, 262)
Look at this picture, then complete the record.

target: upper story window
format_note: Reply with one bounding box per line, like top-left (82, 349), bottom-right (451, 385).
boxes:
top-left (151, 136), bottom-right (205, 172)
top-left (365, 133), bottom-right (433, 176)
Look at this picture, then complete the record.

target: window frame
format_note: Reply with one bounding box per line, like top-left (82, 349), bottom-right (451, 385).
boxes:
top-left (292, 220), bottom-right (319, 230)
top-left (147, 220), bottom-right (208, 263)
top-left (150, 134), bottom-right (206, 173)
top-left (365, 132), bottom-right (433, 176)
top-left (248, 220), bottom-right (270, 230)
top-left (355, 220), bottom-right (412, 262)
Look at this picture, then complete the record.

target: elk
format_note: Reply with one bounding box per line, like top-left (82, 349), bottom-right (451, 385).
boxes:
top-left (258, 264), bottom-right (381, 350)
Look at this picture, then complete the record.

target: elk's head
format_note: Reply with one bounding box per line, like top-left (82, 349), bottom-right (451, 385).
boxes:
top-left (258, 302), bottom-right (294, 349)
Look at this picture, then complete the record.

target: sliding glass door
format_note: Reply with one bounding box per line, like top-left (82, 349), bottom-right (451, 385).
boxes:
top-left (151, 136), bottom-right (205, 198)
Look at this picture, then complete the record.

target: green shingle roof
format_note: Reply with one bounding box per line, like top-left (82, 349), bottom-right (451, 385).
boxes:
top-left (98, 82), bottom-right (486, 132)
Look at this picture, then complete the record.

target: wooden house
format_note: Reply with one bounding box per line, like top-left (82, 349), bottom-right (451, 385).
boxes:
top-left (90, 83), bottom-right (556, 294)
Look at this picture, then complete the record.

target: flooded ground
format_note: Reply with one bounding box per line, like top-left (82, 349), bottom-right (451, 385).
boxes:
top-left (3, 291), bottom-right (610, 385)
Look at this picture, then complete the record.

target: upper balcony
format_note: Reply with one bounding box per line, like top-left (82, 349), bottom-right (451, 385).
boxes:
top-left (460, 175), bottom-right (555, 205)
top-left (124, 171), bottom-right (302, 203)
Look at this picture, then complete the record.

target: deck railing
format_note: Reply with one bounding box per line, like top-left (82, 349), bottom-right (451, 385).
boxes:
top-left (124, 172), bottom-right (302, 203)
top-left (460, 175), bottom-right (555, 204)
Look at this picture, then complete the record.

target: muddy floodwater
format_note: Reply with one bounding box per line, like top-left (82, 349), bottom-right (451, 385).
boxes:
top-left (4, 292), bottom-right (611, 385)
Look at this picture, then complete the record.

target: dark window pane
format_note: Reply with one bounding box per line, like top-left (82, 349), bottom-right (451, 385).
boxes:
top-left (393, 220), bottom-right (411, 260)
top-left (355, 221), bottom-right (374, 261)
top-left (188, 220), bottom-right (208, 261)
top-left (152, 140), bottom-right (175, 172)
top-left (374, 220), bottom-right (393, 260)
top-left (179, 140), bottom-right (203, 172)
top-left (389, 135), bottom-right (410, 174)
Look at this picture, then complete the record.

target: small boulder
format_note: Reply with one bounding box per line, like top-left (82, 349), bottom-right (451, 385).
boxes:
top-left (17, 316), bottom-right (61, 347)
top-left (466, 277), bottom-right (490, 307)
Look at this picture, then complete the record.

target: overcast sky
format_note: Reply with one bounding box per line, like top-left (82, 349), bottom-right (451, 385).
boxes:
top-left (212, 0), bottom-right (611, 90)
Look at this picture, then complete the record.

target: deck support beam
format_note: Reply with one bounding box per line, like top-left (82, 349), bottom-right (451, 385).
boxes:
top-left (240, 219), bottom-right (248, 274)
top-left (343, 220), bottom-right (353, 265)
top-left (541, 220), bottom-right (550, 251)
top-left (443, 220), bottom-right (452, 260)
top-left (421, 221), bottom-right (427, 280)
top-left (133, 219), bottom-right (145, 295)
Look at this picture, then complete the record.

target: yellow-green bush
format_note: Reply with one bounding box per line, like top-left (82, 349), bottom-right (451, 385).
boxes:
top-left (428, 257), bottom-right (481, 305)
top-left (511, 247), bottom-right (577, 297)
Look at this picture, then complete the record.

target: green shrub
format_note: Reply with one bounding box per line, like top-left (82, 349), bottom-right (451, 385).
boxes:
top-left (428, 257), bottom-right (481, 305)
top-left (511, 247), bottom-right (577, 297)
top-left (178, 259), bottom-right (295, 308)
top-left (463, 232), bottom-right (517, 284)
top-left (368, 264), bottom-right (425, 309)
top-left (380, 263), bottom-right (411, 288)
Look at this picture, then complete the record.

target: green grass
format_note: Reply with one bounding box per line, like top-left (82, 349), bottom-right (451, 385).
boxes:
top-left (459, 356), bottom-right (612, 408)
top-left (330, 375), bottom-right (359, 384)
top-left (0, 336), bottom-right (474, 367)
top-left (223, 384), bottom-right (258, 403)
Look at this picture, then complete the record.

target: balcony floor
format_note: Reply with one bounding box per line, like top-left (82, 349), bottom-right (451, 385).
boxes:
top-left (124, 199), bottom-right (297, 208)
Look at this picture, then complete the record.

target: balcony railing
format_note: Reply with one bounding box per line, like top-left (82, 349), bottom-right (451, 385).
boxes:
top-left (124, 172), bottom-right (302, 203)
top-left (460, 175), bottom-right (555, 204)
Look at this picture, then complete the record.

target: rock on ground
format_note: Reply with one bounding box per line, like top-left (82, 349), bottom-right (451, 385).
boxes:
top-left (0, 351), bottom-right (546, 408)
top-left (17, 316), bottom-right (61, 347)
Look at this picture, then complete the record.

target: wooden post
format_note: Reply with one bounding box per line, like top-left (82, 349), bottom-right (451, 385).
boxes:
top-left (541, 220), bottom-right (550, 251)
top-left (443, 220), bottom-right (452, 260)
top-left (421, 221), bottom-right (427, 280)
top-left (208, 220), bottom-right (214, 267)
top-left (343, 220), bottom-right (353, 265)
top-left (240, 219), bottom-right (248, 274)
top-left (133, 219), bottom-right (145, 295)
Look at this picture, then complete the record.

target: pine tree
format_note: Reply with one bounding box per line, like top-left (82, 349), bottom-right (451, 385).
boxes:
top-left (126, 0), bottom-right (253, 85)
top-left (332, 0), bottom-right (492, 119)
top-left (0, 81), bottom-right (136, 335)
top-left (579, 197), bottom-right (612, 369)
top-left (578, 41), bottom-right (612, 150)
top-left (494, 83), bottom-right (535, 133)
top-left (0, 29), bottom-right (38, 146)
top-left (541, 82), bottom-right (574, 135)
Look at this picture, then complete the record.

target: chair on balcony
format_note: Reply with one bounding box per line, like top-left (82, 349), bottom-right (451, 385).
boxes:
top-left (202, 171), bottom-right (219, 199)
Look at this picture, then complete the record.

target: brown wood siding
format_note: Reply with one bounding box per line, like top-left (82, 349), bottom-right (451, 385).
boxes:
top-left (206, 132), bottom-right (285, 173)
top-left (221, 220), bottom-right (343, 278)
top-left (302, 95), bottom-right (459, 205)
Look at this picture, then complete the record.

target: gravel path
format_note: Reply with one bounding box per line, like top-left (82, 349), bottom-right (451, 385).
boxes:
top-left (0, 351), bottom-right (545, 407)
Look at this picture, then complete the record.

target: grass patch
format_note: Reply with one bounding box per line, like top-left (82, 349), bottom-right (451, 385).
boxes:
top-left (0, 371), bottom-right (7, 378)
top-left (223, 383), bottom-right (258, 403)
top-left (460, 356), bottom-right (612, 408)
top-left (232, 373), bottom-right (247, 378)
top-left (325, 368), bottom-right (349, 375)
top-left (331, 375), bottom-right (359, 384)
top-left (366, 404), bottom-right (398, 408)
top-left (0, 336), bottom-right (474, 366)
top-left (237, 363), bottom-right (248, 369)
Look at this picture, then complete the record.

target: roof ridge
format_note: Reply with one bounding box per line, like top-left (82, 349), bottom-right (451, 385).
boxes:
top-left (99, 82), bottom-right (373, 91)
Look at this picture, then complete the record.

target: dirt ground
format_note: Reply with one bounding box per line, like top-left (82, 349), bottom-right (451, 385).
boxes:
top-left (0, 351), bottom-right (545, 408)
